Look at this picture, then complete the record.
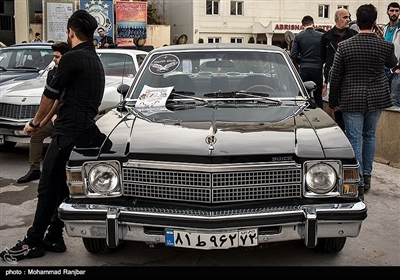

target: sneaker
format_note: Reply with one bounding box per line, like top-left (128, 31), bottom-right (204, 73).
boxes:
top-left (0, 239), bottom-right (44, 262)
top-left (363, 174), bottom-right (371, 191)
top-left (16, 170), bottom-right (41, 184)
top-left (43, 236), bottom-right (66, 253)
top-left (358, 184), bottom-right (365, 201)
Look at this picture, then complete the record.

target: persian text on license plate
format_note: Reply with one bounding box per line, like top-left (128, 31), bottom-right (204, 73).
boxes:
top-left (165, 228), bottom-right (258, 249)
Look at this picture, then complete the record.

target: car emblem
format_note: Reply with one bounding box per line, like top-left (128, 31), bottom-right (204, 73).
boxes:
top-left (22, 98), bottom-right (26, 102)
top-left (205, 135), bottom-right (217, 145)
top-left (205, 135), bottom-right (217, 155)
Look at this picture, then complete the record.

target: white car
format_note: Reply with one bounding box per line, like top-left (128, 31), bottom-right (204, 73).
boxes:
top-left (0, 48), bottom-right (147, 148)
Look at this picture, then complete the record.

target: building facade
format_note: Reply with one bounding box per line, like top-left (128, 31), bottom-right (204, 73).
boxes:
top-left (150, 0), bottom-right (391, 47)
top-left (0, 0), bottom-right (393, 47)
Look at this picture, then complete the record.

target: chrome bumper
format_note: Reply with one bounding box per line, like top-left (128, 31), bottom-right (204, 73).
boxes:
top-left (59, 201), bottom-right (367, 249)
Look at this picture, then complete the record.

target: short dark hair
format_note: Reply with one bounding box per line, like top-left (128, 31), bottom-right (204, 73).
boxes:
top-left (51, 42), bottom-right (70, 55)
top-left (97, 27), bottom-right (105, 32)
top-left (301, 15), bottom-right (314, 26)
top-left (356, 4), bottom-right (377, 30)
top-left (387, 2), bottom-right (400, 11)
top-left (35, 32), bottom-right (40, 37)
top-left (67, 10), bottom-right (98, 41)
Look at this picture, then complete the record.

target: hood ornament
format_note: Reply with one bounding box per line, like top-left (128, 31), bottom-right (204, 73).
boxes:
top-left (205, 135), bottom-right (217, 155)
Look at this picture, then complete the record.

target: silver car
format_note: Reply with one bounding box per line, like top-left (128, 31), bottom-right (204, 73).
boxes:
top-left (0, 48), bottom-right (147, 148)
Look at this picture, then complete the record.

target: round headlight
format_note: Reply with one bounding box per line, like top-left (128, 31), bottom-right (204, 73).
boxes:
top-left (88, 164), bottom-right (119, 194)
top-left (306, 163), bottom-right (337, 194)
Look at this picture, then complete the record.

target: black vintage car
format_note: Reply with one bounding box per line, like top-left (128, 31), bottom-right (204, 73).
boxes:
top-left (59, 44), bottom-right (367, 254)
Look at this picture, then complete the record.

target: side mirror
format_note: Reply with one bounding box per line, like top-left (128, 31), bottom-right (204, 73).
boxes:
top-left (303, 81), bottom-right (316, 94)
top-left (117, 84), bottom-right (130, 98)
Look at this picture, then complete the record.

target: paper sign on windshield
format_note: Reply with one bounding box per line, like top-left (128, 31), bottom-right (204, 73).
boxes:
top-left (136, 85), bottom-right (173, 108)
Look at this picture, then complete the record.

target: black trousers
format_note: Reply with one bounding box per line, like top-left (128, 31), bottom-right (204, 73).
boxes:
top-left (26, 135), bottom-right (77, 246)
top-left (335, 110), bottom-right (345, 132)
top-left (299, 67), bottom-right (323, 109)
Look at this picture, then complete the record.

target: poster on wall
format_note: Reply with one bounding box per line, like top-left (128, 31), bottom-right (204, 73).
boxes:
top-left (80, 0), bottom-right (114, 47)
top-left (44, 0), bottom-right (75, 42)
top-left (115, 1), bottom-right (147, 47)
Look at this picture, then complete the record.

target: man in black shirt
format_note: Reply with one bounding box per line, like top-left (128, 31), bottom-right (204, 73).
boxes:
top-left (0, 10), bottom-right (105, 261)
top-left (321, 8), bottom-right (358, 131)
top-left (98, 27), bottom-right (116, 48)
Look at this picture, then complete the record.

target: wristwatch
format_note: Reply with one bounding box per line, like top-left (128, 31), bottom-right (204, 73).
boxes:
top-left (28, 119), bottom-right (40, 129)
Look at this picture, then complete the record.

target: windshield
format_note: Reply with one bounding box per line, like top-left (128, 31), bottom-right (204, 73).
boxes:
top-left (130, 50), bottom-right (302, 100)
top-left (0, 48), bottom-right (53, 70)
top-left (98, 52), bottom-right (137, 77)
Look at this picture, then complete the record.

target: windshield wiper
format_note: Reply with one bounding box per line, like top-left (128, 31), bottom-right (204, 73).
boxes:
top-left (170, 90), bottom-right (208, 104)
top-left (0, 66), bottom-right (6, 71)
top-left (204, 91), bottom-right (282, 105)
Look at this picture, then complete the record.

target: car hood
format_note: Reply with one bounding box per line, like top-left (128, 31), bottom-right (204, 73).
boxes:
top-left (0, 71), bottom-right (40, 84)
top-left (72, 104), bottom-right (354, 163)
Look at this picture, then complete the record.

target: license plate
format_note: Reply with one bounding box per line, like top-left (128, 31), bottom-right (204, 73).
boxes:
top-left (0, 135), bottom-right (4, 145)
top-left (165, 228), bottom-right (258, 250)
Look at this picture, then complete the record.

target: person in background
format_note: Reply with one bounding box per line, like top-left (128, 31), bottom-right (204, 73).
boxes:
top-left (382, 2), bottom-right (400, 107)
top-left (31, 32), bottom-right (42, 43)
top-left (320, 8), bottom-right (358, 131)
top-left (0, 10), bottom-right (105, 261)
top-left (16, 42), bottom-right (70, 184)
top-left (329, 4), bottom-right (399, 199)
top-left (97, 27), bottom-right (116, 48)
top-left (290, 15), bottom-right (324, 109)
top-left (349, 20), bottom-right (360, 32)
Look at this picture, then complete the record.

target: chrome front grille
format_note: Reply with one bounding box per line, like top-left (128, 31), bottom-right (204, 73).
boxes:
top-left (0, 103), bottom-right (39, 119)
top-left (122, 161), bottom-right (302, 203)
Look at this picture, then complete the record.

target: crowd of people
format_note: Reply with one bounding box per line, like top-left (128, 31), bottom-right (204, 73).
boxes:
top-left (288, 2), bottom-right (400, 200)
top-left (0, 3), bottom-right (399, 262)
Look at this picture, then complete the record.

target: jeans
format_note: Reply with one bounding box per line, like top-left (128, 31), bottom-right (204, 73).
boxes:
top-left (299, 67), bottom-right (323, 109)
top-left (26, 135), bottom-right (77, 246)
top-left (384, 68), bottom-right (400, 107)
top-left (342, 110), bottom-right (382, 185)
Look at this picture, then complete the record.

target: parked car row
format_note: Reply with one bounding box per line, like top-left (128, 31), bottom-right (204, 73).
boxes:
top-left (0, 45), bottom-right (147, 147)
top-left (58, 43), bottom-right (367, 255)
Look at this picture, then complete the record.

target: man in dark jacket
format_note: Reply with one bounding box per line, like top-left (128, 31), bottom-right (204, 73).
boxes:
top-left (329, 4), bottom-right (398, 199)
top-left (290, 15), bottom-right (324, 108)
top-left (320, 8), bottom-right (358, 131)
top-left (0, 10), bottom-right (105, 261)
top-left (98, 27), bottom-right (117, 48)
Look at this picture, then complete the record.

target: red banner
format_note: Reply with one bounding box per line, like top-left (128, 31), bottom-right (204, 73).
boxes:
top-left (116, 1), bottom-right (147, 46)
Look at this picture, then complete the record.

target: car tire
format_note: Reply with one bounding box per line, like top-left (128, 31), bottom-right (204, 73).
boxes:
top-left (82, 238), bottom-right (120, 254)
top-left (314, 237), bottom-right (346, 253)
